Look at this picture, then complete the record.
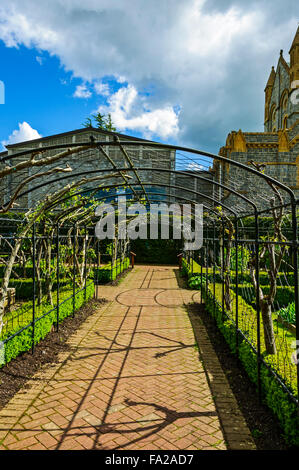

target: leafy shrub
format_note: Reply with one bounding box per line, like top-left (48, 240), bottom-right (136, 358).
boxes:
top-left (182, 256), bottom-right (299, 446)
top-left (5, 278), bottom-right (69, 300)
top-left (94, 257), bottom-right (130, 284)
top-left (232, 284), bottom-right (294, 310)
top-left (188, 274), bottom-right (208, 290)
top-left (0, 265), bottom-right (34, 278)
top-left (131, 238), bottom-right (181, 264)
top-left (224, 246), bottom-right (251, 271)
top-left (96, 269), bottom-right (112, 284)
top-left (188, 275), bottom-right (204, 289)
top-left (181, 258), bottom-right (190, 278)
top-left (277, 303), bottom-right (296, 325)
top-left (229, 272), bottom-right (295, 286)
top-left (2, 283), bottom-right (94, 366)
top-left (203, 285), bottom-right (299, 446)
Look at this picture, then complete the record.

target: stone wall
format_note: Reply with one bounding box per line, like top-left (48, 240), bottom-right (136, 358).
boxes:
top-left (0, 129), bottom-right (176, 211)
top-left (174, 171), bottom-right (215, 208)
top-left (265, 56), bottom-right (290, 132)
top-left (218, 126), bottom-right (299, 212)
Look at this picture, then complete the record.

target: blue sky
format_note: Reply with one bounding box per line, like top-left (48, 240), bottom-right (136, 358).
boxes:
top-left (0, 43), bottom-right (87, 140)
top-left (0, 0), bottom-right (298, 154)
top-left (0, 41), bottom-right (148, 148)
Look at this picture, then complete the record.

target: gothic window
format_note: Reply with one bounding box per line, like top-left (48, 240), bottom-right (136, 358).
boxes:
top-left (280, 90), bottom-right (288, 113)
top-left (270, 105), bottom-right (277, 131)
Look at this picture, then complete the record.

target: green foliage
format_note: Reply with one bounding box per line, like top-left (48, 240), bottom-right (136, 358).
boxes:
top-left (277, 303), bottom-right (296, 325)
top-left (233, 284), bottom-right (294, 311)
top-left (2, 283), bottom-right (94, 366)
top-left (224, 246), bottom-right (250, 271)
top-left (4, 278), bottom-right (69, 300)
top-left (105, 243), bottom-right (113, 256)
top-left (0, 265), bottom-right (34, 278)
top-left (185, 256), bottom-right (295, 286)
top-left (252, 429), bottom-right (263, 439)
top-left (131, 238), bottom-right (181, 265)
top-left (0, 212), bottom-right (25, 220)
top-left (83, 112), bottom-right (117, 131)
top-left (82, 117), bottom-right (93, 128)
top-left (95, 257), bottom-right (130, 284)
top-left (241, 215), bottom-right (292, 234)
top-left (92, 112), bottom-right (106, 129)
top-left (105, 113), bottom-right (116, 132)
top-left (96, 269), bottom-right (111, 284)
top-left (181, 258), bottom-right (190, 278)
top-left (204, 286), bottom-right (299, 446)
top-left (188, 275), bottom-right (205, 289)
top-left (231, 272), bottom-right (295, 287)
top-left (182, 256), bottom-right (299, 446)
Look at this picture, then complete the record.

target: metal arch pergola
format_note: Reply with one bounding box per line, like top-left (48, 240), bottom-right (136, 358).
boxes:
top-left (1, 137), bottom-right (299, 426)
top-left (2, 137), bottom-right (298, 278)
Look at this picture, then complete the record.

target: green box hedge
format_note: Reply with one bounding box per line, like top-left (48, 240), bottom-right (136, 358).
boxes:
top-left (183, 257), bottom-right (299, 447)
top-left (4, 278), bottom-right (69, 300)
top-left (182, 259), bottom-right (295, 286)
top-left (95, 257), bottom-right (130, 284)
top-left (1, 282), bottom-right (94, 367)
top-left (231, 284), bottom-right (295, 311)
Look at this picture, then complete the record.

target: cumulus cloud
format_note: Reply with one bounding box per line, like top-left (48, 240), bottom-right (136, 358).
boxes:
top-left (73, 84), bottom-right (92, 98)
top-left (2, 122), bottom-right (41, 149)
top-left (186, 162), bottom-right (205, 171)
top-left (99, 84), bottom-right (179, 139)
top-left (36, 55), bottom-right (44, 65)
top-left (94, 81), bottom-right (110, 96)
top-left (0, 1), bottom-right (297, 150)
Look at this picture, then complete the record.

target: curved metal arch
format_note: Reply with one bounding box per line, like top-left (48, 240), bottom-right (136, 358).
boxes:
top-left (2, 139), bottom-right (295, 201)
top-left (42, 180), bottom-right (239, 219)
top-left (48, 191), bottom-right (219, 232)
top-left (60, 190), bottom-right (235, 222)
top-left (14, 167), bottom-right (257, 216)
top-left (54, 193), bottom-right (229, 235)
top-left (85, 194), bottom-right (213, 218)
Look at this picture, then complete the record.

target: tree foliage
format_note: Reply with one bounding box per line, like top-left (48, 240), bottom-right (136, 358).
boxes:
top-left (83, 112), bottom-right (116, 132)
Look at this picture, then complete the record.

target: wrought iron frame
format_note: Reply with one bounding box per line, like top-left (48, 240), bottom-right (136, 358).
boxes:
top-left (0, 137), bottom-right (298, 420)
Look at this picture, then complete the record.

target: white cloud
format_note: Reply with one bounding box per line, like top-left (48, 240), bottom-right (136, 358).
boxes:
top-left (73, 84), bottom-right (92, 99)
top-left (36, 55), bottom-right (44, 65)
top-left (2, 122), bottom-right (42, 149)
top-left (186, 162), bottom-right (205, 171)
top-left (94, 81), bottom-right (110, 96)
top-left (99, 84), bottom-right (179, 139)
top-left (0, 1), bottom-right (297, 148)
top-left (116, 75), bottom-right (126, 84)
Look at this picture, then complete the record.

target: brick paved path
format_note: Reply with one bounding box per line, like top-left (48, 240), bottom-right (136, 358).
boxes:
top-left (0, 266), bottom-right (255, 450)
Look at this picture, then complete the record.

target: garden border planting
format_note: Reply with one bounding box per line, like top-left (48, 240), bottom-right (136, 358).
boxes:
top-left (182, 257), bottom-right (299, 446)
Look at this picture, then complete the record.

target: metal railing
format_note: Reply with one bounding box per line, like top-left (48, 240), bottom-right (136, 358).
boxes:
top-left (182, 210), bottom-right (298, 408)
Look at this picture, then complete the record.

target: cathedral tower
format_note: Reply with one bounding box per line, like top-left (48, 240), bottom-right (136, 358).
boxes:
top-left (289, 25), bottom-right (299, 86)
top-left (264, 66), bottom-right (275, 125)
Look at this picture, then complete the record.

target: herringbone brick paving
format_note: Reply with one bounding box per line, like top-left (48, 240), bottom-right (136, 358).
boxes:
top-left (0, 266), bottom-right (255, 450)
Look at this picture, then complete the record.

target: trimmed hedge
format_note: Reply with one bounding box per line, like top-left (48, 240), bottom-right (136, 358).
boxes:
top-left (231, 284), bottom-right (294, 311)
top-left (95, 257), bottom-right (130, 284)
top-left (183, 257), bottom-right (299, 446)
top-left (184, 258), bottom-right (295, 309)
top-left (5, 278), bottom-right (69, 300)
top-left (183, 259), bottom-right (295, 286)
top-left (130, 238), bottom-right (181, 264)
top-left (0, 265), bottom-right (34, 278)
top-left (1, 282), bottom-right (94, 366)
